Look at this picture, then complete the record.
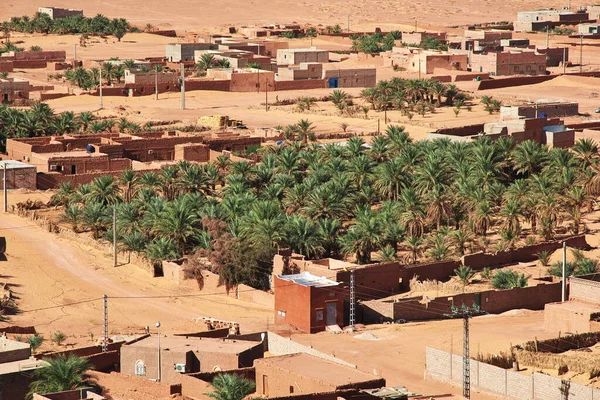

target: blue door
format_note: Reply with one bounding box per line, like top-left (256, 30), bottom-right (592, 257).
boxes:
top-left (328, 78), bottom-right (339, 88)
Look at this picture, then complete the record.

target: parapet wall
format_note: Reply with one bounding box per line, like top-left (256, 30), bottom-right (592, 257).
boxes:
top-left (477, 75), bottom-right (556, 90)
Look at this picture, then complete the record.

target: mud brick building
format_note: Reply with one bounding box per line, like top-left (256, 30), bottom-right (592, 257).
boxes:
top-left (401, 31), bottom-right (447, 46)
top-left (276, 48), bottom-right (329, 65)
top-left (254, 353), bottom-right (385, 397)
top-left (0, 160), bottom-right (37, 190)
top-left (6, 131), bottom-right (261, 189)
top-left (274, 272), bottom-right (344, 333)
top-left (0, 78), bottom-right (30, 103)
top-left (124, 70), bottom-right (179, 85)
top-left (120, 335), bottom-right (263, 383)
top-left (500, 101), bottom-right (579, 120)
top-left (166, 43), bottom-right (216, 62)
top-left (0, 335), bottom-right (47, 400)
top-left (470, 50), bottom-right (547, 76)
top-left (37, 7), bottom-right (83, 19)
top-left (514, 9), bottom-right (592, 32)
top-left (207, 68), bottom-right (275, 92)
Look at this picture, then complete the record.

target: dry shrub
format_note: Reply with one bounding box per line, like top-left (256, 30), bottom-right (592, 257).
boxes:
top-left (408, 276), bottom-right (474, 295)
top-left (182, 264), bottom-right (205, 290)
top-left (522, 332), bottom-right (600, 353)
top-left (477, 351), bottom-right (516, 369)
top-left (558, 364), bottom-right (569, 375)
top-left (515, 349), bottom-right (600, 374)
top-left (589, 368), bottom-right (600, 379)
top-left (15, 200), bottom-right (45, 211)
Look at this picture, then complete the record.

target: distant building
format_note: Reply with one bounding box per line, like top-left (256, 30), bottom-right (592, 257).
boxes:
top-left (401, 31), bottom-right (447, 46)
top-left (383, 47), bottom-right (467, 74)
top-left (207, 68), bottom-right (276, 92)
top-left (276, 48), bottom-right (329, 65)
top-left (578, 22), bottom-right (600, 35)
top-left (500, 101), bottom-right (579, 120)
top-left (254, 353), bottom-right (386, 397)
top-left (120, 335), bottom-right (263, 384)
top-left (124, 70), bottom-right (178, 85)
top-left (37, 7), bottom-right (83, 20)
top-left (0, 78), bottom-right (29, 103)
top-left (194, 49), bottom-right (272, 70)
top-left (274, 272), bottom-right (344, 333)
top-left (514, 9), bottom-right (591, 32)
top-left (166, 43), bottom-right (216, 62)
top-left (469, 50), bottom-right (547, 76)
top-left (322, 65), bottom-right (377, 88)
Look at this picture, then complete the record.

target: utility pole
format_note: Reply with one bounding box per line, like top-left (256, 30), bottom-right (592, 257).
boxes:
top-left (580, 35), bottom-right (583, 73)
top-left (102, 294), bottom-right (108, 353)
top-left (349, 269), bottom-right (356, 330)
top-left (113, 206), bottom-right (117, 267)
top-left (99, 62), bottom-right (103, 108)
top-left (265, 77), bottom-right (269, 112)
top-left (562, 241), bottom-right (567, 302)
top-left (546, 27), bottom-right (550, 49)
top-left (445, 304), bottom-right (485, 400)
top-left (2, 162), bottom-right (7, 213)
top-left (74, 44), bottom-right (77, 63)
top-left (562, 47), bottom-right (567, 74)
top-left (155, 68), bottom-right (158, 100)
top-left (156, 322), bottom-right (161, 382)
top-left (180, 63), bottom-right (185, 110)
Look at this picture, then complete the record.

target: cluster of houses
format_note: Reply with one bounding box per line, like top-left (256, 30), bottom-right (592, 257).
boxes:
top-left (3, 130), bottom-right (262, 190)
top-left (0, 325), bottom-right (402, 400)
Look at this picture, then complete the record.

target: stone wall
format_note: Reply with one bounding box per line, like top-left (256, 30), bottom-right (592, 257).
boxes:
top-left (425, 347), bottom-right (600, 400)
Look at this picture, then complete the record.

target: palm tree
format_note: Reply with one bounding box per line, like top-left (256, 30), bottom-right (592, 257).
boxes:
top-left (450, 228), bottom-right (473, 256)
top-left (119, 169), bottom-right (138, 203)
top-left (341, 209), bottom-right (382, 264)
top-left (85, 175), bottom-right (121, 206)
top-left (512, 140), bottom-right (548, 177)
top-left (205, 373), bottom-right (256, 400)
top-left (284, 217), bottom-right (323, 259)
top-left (61, 204), bottom-right (82, 232)
top-left (403, 235), bottom-right (423, 264)
top-left (28, 354), bottom-right (94, 398)
top-left (500, 198), bottom-right (523, 236)
top-left (81, 203), bottom-right (109, 239)
top-left (295, 119), bottom-right (315, 144)
top-left (454, 265), bottom-right (475, 286)
top-left (153, 198), bottom-right (201, 253)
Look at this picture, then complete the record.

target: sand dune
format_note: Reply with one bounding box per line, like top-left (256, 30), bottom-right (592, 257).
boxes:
top-left (0, 0), bottom-right (592, 31)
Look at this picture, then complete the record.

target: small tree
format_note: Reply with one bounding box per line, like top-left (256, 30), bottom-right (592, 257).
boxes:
top-left (339, 122), bottom-right (349, 132)
top-left (536, 250), bottom-right (551, 266)
top-left (491, 270), bottom-right (528, 290)
top-left (27, 334), bottom-right (44, 354)
top-left (52, 332), bottom-right (66, 346)
top-left (454, 265), bottom-right (475, 286)
top-left (205, 373), bottom-right (256, 400)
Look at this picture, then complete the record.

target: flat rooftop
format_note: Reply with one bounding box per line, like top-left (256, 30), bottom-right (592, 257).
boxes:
top-left (0, 358), bottom-right (47, 375)
top-left (0, 160), bottom-right (36, 170)
top-left (0, 337), bottom-right (30, 352)
top-left (256, 353), bottom-right (380, 386)
top-left (276, 272), bottom-right (339, 288)
top-left (33, 151), bottom-right (108, 161)
top-left (126, 336), bottom-right (259, 354)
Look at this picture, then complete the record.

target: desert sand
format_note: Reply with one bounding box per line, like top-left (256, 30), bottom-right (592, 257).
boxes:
top-left (0, 0), bottom-right (592, 31)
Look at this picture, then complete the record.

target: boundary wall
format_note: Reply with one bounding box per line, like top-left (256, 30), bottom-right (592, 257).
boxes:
top-left (425, 347), bottom-right (600, 400)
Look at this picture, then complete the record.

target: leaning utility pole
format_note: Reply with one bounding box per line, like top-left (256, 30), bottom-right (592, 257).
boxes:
top-left (349, 269), bottom-right (356, 330)
top-left (180, 63), bottom-right (185, 110)
top-left (102, 294), bottom-right (108, 353)
top-left (445, 304), bottom-right (485, 399)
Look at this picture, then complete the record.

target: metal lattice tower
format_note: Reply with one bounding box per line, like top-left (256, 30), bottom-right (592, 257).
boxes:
top-left (349, 269), bottom-right (356, 329)
top-left (463, 314), bottom-right (470, 399)
top-left (445, 304), bottom-right (485, 400)
top-left (103, 294), bottom-right (108, 353)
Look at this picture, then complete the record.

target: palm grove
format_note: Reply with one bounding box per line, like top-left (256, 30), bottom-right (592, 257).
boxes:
top-left (47, 125), bottom-right (600, 290)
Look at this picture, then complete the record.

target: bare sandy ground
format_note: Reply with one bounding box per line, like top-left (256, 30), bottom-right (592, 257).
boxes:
top-left (0, 202), bottom-right (272, 353)
top-left (0, 0), bottom-right (592, 31)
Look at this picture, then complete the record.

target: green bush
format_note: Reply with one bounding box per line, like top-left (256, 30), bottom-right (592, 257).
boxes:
top-left (491, 270), bottom-right (528, 290)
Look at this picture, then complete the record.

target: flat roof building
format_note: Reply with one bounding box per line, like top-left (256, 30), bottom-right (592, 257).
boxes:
top-left (276, 48), bottom-right (329, 66)
top-left (37, 7), bottom-right (83, 20)
top-left (0, 334), bottom-right (48, 400)
top-left (254, 353), bottom-right (385, 397)
top-left (274, 272), bottom-right (343, 333)
top-left (0, 78), bottom-right (29, 103)
top-left (469, 50), bottom-right (547, 76)
top-left (121, 335), bottom-right (263, 384)
top-left (166, 43), bottom-right (216, 62)
top-left (0, 160), bottom-right (37, 190)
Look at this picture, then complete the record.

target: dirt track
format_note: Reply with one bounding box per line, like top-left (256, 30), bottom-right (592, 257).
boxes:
top-left (0, 209), bottom-right (271, 350)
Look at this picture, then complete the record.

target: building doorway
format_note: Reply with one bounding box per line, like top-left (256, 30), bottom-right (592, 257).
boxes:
top-left (262, 374), bottom-right (268, 396)
top-left (328, 78), bottom-right (339, 88)
top-left (326, 302), bottom-right (337, 326)
top-left (71, 165), bottom-right (76, 175)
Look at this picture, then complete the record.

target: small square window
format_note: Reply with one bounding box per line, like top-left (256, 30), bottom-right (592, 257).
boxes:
top-left (316, 310), bottom-right (324, 321)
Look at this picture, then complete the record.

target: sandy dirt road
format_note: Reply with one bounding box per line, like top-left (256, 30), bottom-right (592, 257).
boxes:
top-left (0, 211), bottom-right (271, 349)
